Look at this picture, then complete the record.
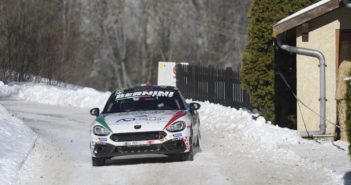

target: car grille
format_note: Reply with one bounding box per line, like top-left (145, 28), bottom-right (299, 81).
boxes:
top-left (116, 145), bottom-right (162, 154)
top-left (110, 131), bottom-right (167, 142)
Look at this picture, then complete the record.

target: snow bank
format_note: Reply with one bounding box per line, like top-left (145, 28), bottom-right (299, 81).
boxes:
top-left (0, 104), bottom-right (36, 185)
top-left (0, 82), bottom-right (304, 148)
top-left (199, 101), bottom-right (349, 184)
top-left (0, 81), bottom-right (343, 150)
top-left (0, 82), bottom-right (349, 184)
top-left (199, 101), bottom-right (304, 149)
top-left (0, 82), bottom-right (110, 109)
top-left (0, 82), bottom-right (109, 184)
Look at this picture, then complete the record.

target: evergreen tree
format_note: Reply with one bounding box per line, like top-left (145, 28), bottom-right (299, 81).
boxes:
top-left (241, 0), bottom-right (318, 123)
top-left (346, 80), bottom-right (351, 156)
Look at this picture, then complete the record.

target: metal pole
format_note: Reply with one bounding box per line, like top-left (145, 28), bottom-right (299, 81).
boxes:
top-left (276, 34), bottom-right (326, 137)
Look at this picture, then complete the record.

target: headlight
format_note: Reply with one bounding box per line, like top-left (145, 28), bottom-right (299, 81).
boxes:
top-left (166, 121), bottom-right (186, 132)
top-left (93, 125), bottom-right (111, 136)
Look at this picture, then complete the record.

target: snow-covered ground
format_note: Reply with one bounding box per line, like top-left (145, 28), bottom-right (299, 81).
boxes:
top-left (0, 82), bottom-right (110, 109)
top-left (0, 82), bottom-right (350, 185)
top-left (0, 102), bottom-right (36, 185)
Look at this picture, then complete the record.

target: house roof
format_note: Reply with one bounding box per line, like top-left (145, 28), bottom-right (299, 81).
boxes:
top-left (273, 0), bottom-right (341, 37)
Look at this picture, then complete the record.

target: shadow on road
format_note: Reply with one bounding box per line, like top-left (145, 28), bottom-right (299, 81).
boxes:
top-left (344, 171), bottom-right (351, 185)
top-left (108, 156), bottom-right (174, 166)
top-left (107, 146), bottom-right (202, 166)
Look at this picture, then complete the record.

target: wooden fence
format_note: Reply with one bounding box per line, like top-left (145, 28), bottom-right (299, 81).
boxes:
top-left (176, 64), bottom-right (252, 109)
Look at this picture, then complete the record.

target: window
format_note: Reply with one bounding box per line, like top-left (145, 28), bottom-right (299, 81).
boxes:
top-left (103, 91), bottom-right (185, 113)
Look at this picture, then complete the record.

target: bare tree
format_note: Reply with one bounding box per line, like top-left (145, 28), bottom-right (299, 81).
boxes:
top-left (0, 0), bottom-right (253, 90)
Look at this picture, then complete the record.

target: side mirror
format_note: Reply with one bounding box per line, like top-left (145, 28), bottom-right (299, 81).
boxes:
top-left (189, 102), bottom-right (201, 111)
top-left (90, 108), bottom-right (100, 117)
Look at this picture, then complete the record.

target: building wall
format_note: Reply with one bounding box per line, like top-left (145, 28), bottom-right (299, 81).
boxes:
top-left (296, 8), bottom-right (351, 135)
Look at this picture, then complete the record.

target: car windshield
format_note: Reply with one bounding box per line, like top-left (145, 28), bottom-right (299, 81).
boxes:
top-left (102, 90), bottom-right (185, 113)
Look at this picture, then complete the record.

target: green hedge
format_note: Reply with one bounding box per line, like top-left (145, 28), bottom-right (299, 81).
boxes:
top-left (240, 0), bottom-right (318, 123)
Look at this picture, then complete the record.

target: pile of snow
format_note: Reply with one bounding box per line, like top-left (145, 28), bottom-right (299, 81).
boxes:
top-left (0, 81), bottom-right (305, 149)
top-left (199, 101), bottom-right (304, 148)
top-left (0, 104), bottom-right (36, 185)
top-left (0, 81), bottom-right (327, 149)
top-left (0, 82), bottom-right (110, 109)
top-left (199, 101), bottom-right (349, 183)
top-left (0, 81), bottom-right (349, 184)
top-left (0, 82), bottom-right (347, 150)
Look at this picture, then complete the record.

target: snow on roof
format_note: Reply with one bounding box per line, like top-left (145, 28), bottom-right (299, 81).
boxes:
top-left (276, 0), bottom-right (331, 25)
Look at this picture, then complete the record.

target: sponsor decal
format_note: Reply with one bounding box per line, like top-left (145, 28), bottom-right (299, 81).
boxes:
top-left (115, 116), bottom-right (163, 123)
top-left (116, 118), bottom-right (136, 122)
top-left (173, 133), bottom-right (182, 138)
top-left (116, 110), bottom-right (171, 116)
top-left (115, 91), bottom-right (175, 100)
top-left (132, 141), bottom-right (139, 145)
top-left (124, 141), bottom-right (154, 146)
top-left (183, 136), bottom-right (190, 152)
top-left (144, 117), bottom-right (162, 121)
top-left (99, 137), bottom-right (108, 142)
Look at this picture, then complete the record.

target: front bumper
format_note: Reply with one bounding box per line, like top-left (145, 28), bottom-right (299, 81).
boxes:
top-left (91, 130), bottom-right (191, 158)
top-left (92, 139), bottom-right (187, 158)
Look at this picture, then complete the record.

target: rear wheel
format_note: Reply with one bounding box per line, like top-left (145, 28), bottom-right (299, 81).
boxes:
top-left (92, 157), bottom-right (106, 166)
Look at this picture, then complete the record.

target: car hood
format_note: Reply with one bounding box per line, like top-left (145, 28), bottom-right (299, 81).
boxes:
top-left (97, 110), bottom-right (187, 133)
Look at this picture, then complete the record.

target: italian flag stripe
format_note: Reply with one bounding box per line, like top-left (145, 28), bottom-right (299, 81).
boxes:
top-left (96, 115), bottom-right (112, 132)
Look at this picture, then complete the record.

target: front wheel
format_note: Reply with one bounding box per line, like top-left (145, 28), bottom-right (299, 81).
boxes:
top-left (170, 150), bottom-right (194, 161)
top-left (179, 150), bottom-right (194, 161)
top-left (92, 157), bottom-right (106, 166)
top-left (180, 136), bottom-right (194, 161)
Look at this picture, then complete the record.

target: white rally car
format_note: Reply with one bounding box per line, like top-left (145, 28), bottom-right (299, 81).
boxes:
top-left (90, 85), bottom-right (201, 166)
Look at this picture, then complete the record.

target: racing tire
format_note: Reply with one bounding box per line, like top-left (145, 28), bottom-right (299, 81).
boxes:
top-left (180, 136), bottom-right (194, 161)
top-left (170, 150), bottom-right (194, 161)
top-left (169, 136), bottom-right (194, 161)
top-left (92, 157), bottom-right (106, 166)
top-left (180, 150), bottom-right (194, 161)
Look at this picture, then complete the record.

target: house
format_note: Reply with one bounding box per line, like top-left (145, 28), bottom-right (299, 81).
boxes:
top-left (273, 0), bottom-right (351, 140)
